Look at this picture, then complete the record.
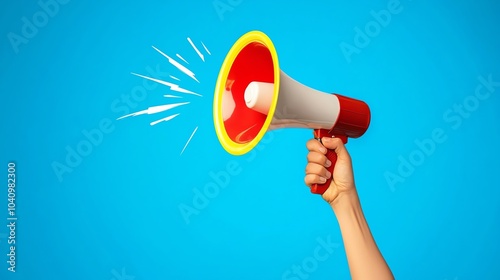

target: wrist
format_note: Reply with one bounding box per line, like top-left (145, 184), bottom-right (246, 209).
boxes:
top-left (330, 189), bottom-right (360, 214)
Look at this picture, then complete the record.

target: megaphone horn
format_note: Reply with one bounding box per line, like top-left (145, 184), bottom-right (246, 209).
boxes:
top-left (213, 31), bottom-right (370, 195)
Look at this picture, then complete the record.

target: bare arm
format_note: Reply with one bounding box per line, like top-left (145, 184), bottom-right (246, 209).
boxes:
top-left (332, 191), bottom-right (393, 280)
top-left (304, 137), bottom-right (394, 280)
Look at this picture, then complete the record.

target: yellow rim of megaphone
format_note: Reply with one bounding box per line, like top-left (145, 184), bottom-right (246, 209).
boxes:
top-left (213, 30), bottom-right (280, 155)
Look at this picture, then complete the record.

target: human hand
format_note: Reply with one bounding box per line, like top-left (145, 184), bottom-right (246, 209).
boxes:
top-left (304, 137), bottom-right (356, 206)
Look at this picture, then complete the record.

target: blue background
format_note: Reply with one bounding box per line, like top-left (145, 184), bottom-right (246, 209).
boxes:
top-left (1, 0), bottom-right (499, 279)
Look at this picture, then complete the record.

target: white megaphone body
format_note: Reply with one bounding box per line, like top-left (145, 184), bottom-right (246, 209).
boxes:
top-left (213, 31), bottom-right (370, 194)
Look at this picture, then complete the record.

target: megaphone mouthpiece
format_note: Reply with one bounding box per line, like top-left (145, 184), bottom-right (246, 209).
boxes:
top-left (244, 81), bottom-right (274, 115)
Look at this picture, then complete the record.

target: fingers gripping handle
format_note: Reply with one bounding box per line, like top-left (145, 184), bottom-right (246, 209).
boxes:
top-left (311, 129), bottom-right (348, 195)
top-left (310, 145), bottom-right (337, 194)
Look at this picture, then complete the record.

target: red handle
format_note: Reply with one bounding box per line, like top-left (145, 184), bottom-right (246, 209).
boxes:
top-left (310, 129), bottom-right (348, 195)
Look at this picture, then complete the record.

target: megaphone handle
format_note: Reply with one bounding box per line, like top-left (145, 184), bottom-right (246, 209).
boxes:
top-left (311, 129), bottom-right (348, 195)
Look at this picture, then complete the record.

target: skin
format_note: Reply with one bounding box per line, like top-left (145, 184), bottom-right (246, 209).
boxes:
top-left (305, 137), bottom-right (394, 280)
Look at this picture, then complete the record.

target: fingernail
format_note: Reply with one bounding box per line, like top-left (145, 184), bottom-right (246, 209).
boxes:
top-left (319, 146), bottom-right (327, 154)
top-left (325, 159), bottom-right (332, 167)
top-left (319, 177), bottom-right (327, 183)
top-left (322, 137), bottom-right (332, 143)
top-left (325, 170), bottom-right (331, 179)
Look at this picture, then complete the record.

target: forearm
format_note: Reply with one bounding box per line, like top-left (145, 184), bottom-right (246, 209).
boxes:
top-left (332, 191), bottom-right (394, 280)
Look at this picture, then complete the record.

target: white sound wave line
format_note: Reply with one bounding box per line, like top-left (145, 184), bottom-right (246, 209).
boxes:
top-left (169, 75), bottom-right (180, 81)
top-left (181, 126), bottom-right (198, 155)
top-left (131, 73), bottom-right (201, 97)
top-left (152, 46), bottom-right (200, 83)
top-left (176, 54), bottom-right (189, 64)
top-left (187, 37), bottom-right (204, 62)
top-left (117, 102), bottom-right (189, 120)
top-left (150, 113), bottom-right (180, 126)
top-left (164, 94), bottom-right (182, 98)
top-left (201, 41), bottom-right (211, 55)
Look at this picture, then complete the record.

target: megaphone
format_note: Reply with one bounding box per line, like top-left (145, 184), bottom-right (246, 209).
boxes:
top-left (213, 31), bottom-right (370, 194)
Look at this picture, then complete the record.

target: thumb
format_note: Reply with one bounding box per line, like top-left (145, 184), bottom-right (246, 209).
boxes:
top-left (321, 137), bottom-right (350, 161)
